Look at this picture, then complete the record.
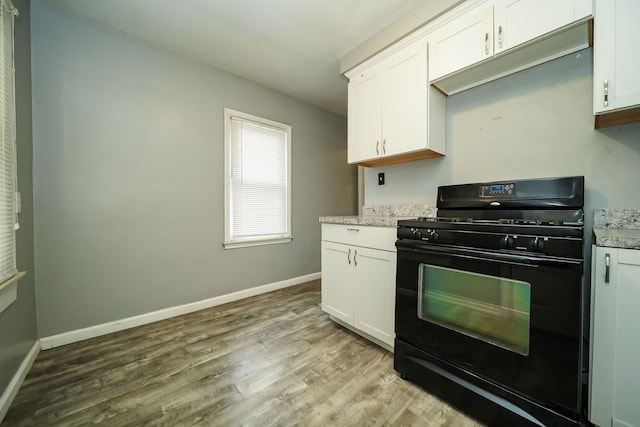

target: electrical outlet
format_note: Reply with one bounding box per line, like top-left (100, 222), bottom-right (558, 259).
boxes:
top-left (378, 173), bottom-right (385, 185)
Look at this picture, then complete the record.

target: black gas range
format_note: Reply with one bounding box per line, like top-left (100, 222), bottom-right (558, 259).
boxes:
top-left (398, 176), bottom-right (584, 258)
top-left (397, 213), bottom-right (584, 259)
top-left (394, 176), bottom-right (588, 427)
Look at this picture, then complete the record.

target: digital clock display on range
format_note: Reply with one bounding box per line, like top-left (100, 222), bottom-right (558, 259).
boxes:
top-left (480, 183), bottom-right (514, 197)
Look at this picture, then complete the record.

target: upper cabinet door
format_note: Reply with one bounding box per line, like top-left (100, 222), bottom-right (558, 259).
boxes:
top-left (493, 0), bottom-right (591, 54)
top-left (381, 41), bottom-right (428, 157)
top-left (347, 68), bottom-right (381, 164)
top-left (593, 0), bottom-right (640, 114)
top-left (429, 2), bottom-right (494, 81)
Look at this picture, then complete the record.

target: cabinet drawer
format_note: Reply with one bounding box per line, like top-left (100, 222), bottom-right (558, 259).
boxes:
top-left (321, 223), bottom-right (396, 252)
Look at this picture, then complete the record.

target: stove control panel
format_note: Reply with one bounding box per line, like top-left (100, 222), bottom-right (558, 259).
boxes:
top-left (480, 183), bottom-right (514, 197)
top-left (396, 226), bottom-right (582, 258)
top-left (398, 227), bottom-right (441, 242)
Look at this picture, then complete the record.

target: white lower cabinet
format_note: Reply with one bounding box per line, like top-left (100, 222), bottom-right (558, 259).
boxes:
top-left (321, 224), bottom-right (396, 349)
top-left (590, 246), bottom-right (640, 427)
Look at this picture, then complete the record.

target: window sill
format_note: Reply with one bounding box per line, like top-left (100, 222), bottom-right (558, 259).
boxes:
top-left (0, 271), bottom-right (26, 315)
top-left (224, 236), bottom-right (293, 250)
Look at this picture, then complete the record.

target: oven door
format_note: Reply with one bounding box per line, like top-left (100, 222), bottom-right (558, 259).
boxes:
top-left (395, 240), bottom-right (584, 414)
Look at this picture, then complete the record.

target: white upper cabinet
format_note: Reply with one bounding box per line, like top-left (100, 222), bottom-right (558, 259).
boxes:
top-left (429, 0), bottom-right (592, 94)
top-left (493, 0), bottom-right (588, 54)
top-left (346, 38), bottom-right (445, 167)
top-left (593, 0), bottom-right (640, 126)
top-left (428, 2), bottom-right (493, 81)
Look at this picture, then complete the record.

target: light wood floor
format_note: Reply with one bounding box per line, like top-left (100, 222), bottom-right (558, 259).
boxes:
top-left (4, 280), bottom-right (482, 426)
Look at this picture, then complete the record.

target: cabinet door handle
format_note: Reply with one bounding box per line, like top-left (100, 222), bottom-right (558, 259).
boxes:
top-left (347, 248), bottom-right (351, 265)
top-left (498, 26), bottom-right (503, 49)
top-left (484, 32), bottom-right (489, 55)
top-left (605, 253), bottom-right (610, 283)
top-left (376, 140), bottom-right (380, 155)
top-left (603, 79), bottom-right (609, 107)
top-left (354, 250), bottom-right (358, 267)
top-left (382, 139), bottom-right (386, 154)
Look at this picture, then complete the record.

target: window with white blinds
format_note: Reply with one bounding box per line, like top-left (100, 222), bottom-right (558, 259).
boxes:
top-left (223, 108), bottom-right (291, 249)
top-left (0, 0), bottom-right (17, 285)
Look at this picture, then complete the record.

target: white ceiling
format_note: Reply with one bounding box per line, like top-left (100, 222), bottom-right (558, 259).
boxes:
top-left (44, 0), bottom-right (428, 116)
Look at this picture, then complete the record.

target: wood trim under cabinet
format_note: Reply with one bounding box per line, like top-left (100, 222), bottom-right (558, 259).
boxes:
top-left (354, 149), bottom-right (444, 167)
top-left (595, 106), bottom-right (640, 129)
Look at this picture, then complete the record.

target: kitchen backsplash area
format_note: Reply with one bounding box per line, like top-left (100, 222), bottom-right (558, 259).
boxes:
top-left (594, 209), bottom-right (640, 229)
top-left (361, 205), bottom-right (437, 218)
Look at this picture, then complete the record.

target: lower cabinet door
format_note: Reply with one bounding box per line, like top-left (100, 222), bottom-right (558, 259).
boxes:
top-left (321, 241), bottom-right (354, 324)
top-left (353, 247), bottom-right (397, 346)
top-left (590, 246), bottom-right (640, 427)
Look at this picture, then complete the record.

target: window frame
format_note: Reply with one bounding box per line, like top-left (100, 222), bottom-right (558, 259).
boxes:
top-left (0, 0), bottom-right (20, 314)
top-left (223, 108), bottom-right (292, 249)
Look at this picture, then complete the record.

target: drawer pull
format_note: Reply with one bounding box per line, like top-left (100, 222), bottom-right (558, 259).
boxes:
top-left (346, 227), bottom-right (360, 232)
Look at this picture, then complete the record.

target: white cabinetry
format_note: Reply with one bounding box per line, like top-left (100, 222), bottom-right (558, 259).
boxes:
top-left (429, 0), bottom-right (592, 94)
top-left (428, 1), bottom-right (492, 81)
top-left (493, 0), bottom-right (591, 54)
top-left (346, 38), bottom-right (445, 168)
top-left (593, 0), bottom-right (640, 128)
top-left (589, 246), bottom-right (640, 427)
top-left (321, 224), bottom-right (397, 349)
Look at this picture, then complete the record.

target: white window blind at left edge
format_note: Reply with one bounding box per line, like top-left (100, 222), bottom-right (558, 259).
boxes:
top-left (224, 109), bottom-right (291, 248)
top-left (0, 0), bottom-right (17, 284)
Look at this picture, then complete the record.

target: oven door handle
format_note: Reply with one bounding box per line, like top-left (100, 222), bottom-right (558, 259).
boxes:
top-left (396, 240), bottom-right (582, 267)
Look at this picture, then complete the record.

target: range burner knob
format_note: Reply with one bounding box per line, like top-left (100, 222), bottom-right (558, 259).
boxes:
top-left (429, 230), bottom-right (440, 241)
top-left (530, 237), bottom-right (545, 252)
top-left (412, 229), bottom-right (423, 240)
top-left (501, 235), bottom-right (514, 249)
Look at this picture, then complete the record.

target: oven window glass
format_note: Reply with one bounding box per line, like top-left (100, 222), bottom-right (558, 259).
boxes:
top-left (418, 264), bottom-right (531, 355)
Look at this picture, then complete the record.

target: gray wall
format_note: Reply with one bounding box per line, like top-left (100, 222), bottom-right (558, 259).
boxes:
top-left (364, 48), bottom-right (640, 244)
top-left (31, 2), bottom-right (356, 337)
top-left (340, 0), bottom-right (463, 74)
top-left (0, 0), bottom-right (38, 398)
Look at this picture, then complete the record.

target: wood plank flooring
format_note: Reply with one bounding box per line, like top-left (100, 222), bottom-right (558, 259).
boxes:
top-left (4, 280), bottom-right (483, 426)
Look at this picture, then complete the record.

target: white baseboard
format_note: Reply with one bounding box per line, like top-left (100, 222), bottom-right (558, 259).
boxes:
top-left (0, 340), bottom-right (41, 423)
top-left (40, 272), bottom-right (321, 350)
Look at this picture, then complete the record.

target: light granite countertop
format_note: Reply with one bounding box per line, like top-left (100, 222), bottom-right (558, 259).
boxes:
top-left (592, 228), bottom-right (640, 250)
top-left (319, 205), bottom-right (437, 228)
top-left (319, 215), bottom-right (411, 227)
top-left (593, 209), bottom-right (640, 250)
